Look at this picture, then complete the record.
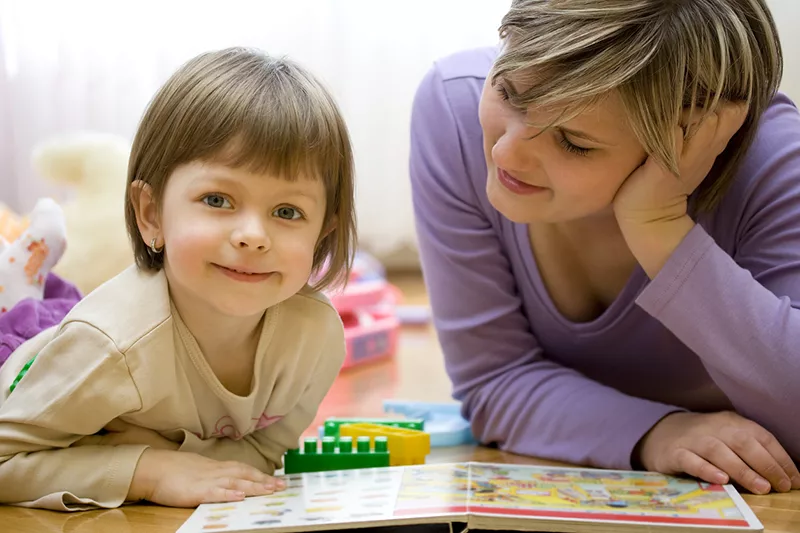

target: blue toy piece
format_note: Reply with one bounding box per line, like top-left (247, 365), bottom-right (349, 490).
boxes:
top-left (382, 399), bottom-right (477, 447)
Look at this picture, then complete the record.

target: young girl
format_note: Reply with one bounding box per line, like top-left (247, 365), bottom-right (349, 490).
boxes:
top-left (410, 0), bottom-right (800, 495)
top-left (0, 47), bottom-right (356, 510)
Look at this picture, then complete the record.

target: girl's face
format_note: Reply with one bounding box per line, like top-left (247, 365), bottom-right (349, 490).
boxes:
top-left (153, 161), bottom-right (327, 321)
top-left (478, 75), bottom-right (649, 224)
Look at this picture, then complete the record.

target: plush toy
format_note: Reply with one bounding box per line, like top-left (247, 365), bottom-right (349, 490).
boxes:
top-left (32, 132), bottom-right (134, 295)
top-left (0, 198), bottom-right (67, 314)
top-left (0, 203), bottom-right (29, 244)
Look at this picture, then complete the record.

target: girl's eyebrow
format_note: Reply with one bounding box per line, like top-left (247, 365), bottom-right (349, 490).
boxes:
top-left (196, 172), bottom-right (321, 205)
top-left (282, 190), bottom-right (319, 205)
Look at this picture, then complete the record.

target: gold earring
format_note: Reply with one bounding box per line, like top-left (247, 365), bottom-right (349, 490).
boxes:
top-left (149, 237), bottom-right (163, 254)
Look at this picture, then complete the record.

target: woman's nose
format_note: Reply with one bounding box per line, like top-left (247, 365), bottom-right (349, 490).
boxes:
top-left (492, 120), bottom-right (542, 171)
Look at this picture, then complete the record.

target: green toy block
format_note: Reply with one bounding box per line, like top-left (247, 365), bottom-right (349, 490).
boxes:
top-left (323, 417), bottom-right (424, 438)
top-left (284, 436), bottom-right (390, 474)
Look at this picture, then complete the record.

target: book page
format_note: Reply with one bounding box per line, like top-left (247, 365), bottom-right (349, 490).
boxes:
top-left (465, 463), bottom-right (762, 530)
top-left (177, 464), bottom-right (469, 533)
top-left (393, 463), bottom-right (470, 517)
top-left (177, 468), bottom-right (405, 532)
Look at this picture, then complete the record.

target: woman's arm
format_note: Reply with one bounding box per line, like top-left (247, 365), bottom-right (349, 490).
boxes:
top-left (632, 95), bottom-right (800, 460)
top-left (409, 64), bottom-right (680, 470)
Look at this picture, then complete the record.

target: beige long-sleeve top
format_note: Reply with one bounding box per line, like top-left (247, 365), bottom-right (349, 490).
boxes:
top-left (0, 265), bottom-right (345, 511)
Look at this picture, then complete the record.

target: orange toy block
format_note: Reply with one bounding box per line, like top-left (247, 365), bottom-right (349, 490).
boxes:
top-left (339, 422), bottom-right (430, 466)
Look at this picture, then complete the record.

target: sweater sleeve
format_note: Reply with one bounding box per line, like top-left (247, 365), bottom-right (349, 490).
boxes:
top-left (0, 322), bottom-right (148, 511)
top-left (636, 96), bottom-right (800, 460)
top-left (409, 64), bottom-right (681, 470)
top-left (179, 310), bottom-right (346, 473)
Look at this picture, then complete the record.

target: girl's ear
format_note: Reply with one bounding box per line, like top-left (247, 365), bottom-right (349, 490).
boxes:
top-left (129, 180), bottom-right (162, 248)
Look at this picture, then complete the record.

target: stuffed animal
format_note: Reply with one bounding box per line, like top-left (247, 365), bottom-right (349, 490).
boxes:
top-left (32, 132), bottom-right (134, 295)
top-left (0, 203), bottom-right (29, 243)
top-left (0, 198), bottom-right (67, 314)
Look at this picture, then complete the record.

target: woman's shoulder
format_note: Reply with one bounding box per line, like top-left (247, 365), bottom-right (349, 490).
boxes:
top-left (710, 93), bottom-right (800, 245)
top-left (430, 46), bottom-right (498, 83)
top-left (415, 46), bottom-right (497, 121)
top-left (411, 46), bottom-right (500, 209)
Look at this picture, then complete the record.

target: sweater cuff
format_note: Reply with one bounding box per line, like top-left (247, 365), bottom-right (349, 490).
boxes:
top-left (636, 224), bottom-right (715, 317)
top-left (606, 402), bottom-right (684, 470)
top-left (18, 445), bottom-right (150, 511)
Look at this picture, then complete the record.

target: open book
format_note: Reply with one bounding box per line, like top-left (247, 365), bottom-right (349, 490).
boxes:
top-left (177, 462), bottom-right (762, 533)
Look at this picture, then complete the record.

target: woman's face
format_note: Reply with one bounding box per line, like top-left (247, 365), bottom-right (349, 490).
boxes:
top-left (479, 74), bottom-right (649, 224)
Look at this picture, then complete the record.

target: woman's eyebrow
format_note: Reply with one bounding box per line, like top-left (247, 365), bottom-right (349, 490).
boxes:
top-left (559, 126), bottom-right (616, 146)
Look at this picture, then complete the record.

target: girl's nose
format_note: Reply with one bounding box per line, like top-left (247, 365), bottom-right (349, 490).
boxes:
top-left (231, 218), bottom-right (270, 252)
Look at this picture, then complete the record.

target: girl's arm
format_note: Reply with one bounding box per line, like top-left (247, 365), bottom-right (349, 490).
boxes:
top-left (632, 95), bottom-right (800, 460)
top-left (409, 65), bottom-right (680, 470)
top-left (0, 322), bottom-right (148, 510)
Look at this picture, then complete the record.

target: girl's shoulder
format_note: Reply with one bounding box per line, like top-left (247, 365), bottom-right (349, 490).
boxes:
top-left (59, 265), bottom-right (172, 350)
top-left (282, 284), bottom-right (340, 322)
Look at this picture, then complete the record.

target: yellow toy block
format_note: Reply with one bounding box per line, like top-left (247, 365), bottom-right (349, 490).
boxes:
top-left (339, 422), bottom-right (430, 466)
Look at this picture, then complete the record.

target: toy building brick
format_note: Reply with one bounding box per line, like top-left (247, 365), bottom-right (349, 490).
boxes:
top-left (338, 423), bottom-right (430, 466)
top-left (284, 436), bottom-right (390, 474)
top-left (323, 417), bottom-right (424, 438)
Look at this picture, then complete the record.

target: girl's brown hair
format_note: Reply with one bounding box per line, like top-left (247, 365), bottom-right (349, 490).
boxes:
top-left (125, 47), bottom-right (356, 290)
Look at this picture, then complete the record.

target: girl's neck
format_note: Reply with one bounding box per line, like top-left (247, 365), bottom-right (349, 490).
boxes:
top-left (169, 286), bottom-right (265, 366)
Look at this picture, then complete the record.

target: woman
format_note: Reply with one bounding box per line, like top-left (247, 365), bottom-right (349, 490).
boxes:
top-left (409, 0), bottom-right (800, 494)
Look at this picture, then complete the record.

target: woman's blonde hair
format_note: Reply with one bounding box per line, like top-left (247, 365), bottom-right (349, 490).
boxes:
top-left (125, 47), bottom-right (356, 290)
top-left (492, 0), bottom-right (783, 211)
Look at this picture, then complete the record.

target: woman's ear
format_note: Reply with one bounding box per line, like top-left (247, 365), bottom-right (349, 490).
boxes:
top-left (129, 180), bottom-right (162, 248)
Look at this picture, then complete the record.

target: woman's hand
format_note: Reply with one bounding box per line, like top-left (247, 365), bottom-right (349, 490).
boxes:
top-left (613, 103), bottom-right (748, 226)
top-left (612, 103), bottom-right (748, 278)
top-left (635, 411), bottom-right (800, 494)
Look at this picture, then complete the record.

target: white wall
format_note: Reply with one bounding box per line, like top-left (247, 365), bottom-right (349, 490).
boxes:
top-left (0, 1), bottom-right (797, 270)
top-left (771, 0), bottom-right (800, 101)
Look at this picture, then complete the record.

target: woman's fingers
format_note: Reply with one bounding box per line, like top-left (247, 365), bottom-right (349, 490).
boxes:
top-left (738, 425), bottom-right (799, 491)
top-left (700, 436), bottom-right (772, 494)
top-left (674, 447), bottom-right (729, 485)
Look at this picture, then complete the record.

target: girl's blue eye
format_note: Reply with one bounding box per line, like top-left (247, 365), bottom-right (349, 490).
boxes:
top-left (202, 194), bottom-right (231, 209)
top-left (273, 206), bottom-right (302, 220)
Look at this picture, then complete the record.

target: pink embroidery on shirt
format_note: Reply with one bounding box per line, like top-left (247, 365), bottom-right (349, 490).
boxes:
top-left (208, 413), bottom-right (283, 441)
top-left (252, 412), bottom-right (284, 430)
top-left (211, 415), bottom-right (242, 440)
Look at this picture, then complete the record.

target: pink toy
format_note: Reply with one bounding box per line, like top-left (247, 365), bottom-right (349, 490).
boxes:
top-left (324, 252), bottom-right (400, 371)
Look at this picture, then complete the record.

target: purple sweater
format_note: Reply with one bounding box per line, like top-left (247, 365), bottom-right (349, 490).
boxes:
top-left (409, 47), bottom-right (800, 470)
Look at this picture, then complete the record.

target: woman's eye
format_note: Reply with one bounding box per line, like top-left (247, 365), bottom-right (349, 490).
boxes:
top-left (273, 206), bottom-right (302, 220)
top-left (495, 84), bottom-right (510, 101)
top-left (202, 194), bottom-right (231, 209)
top-left (559, 134), bottom-right (592, 157)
